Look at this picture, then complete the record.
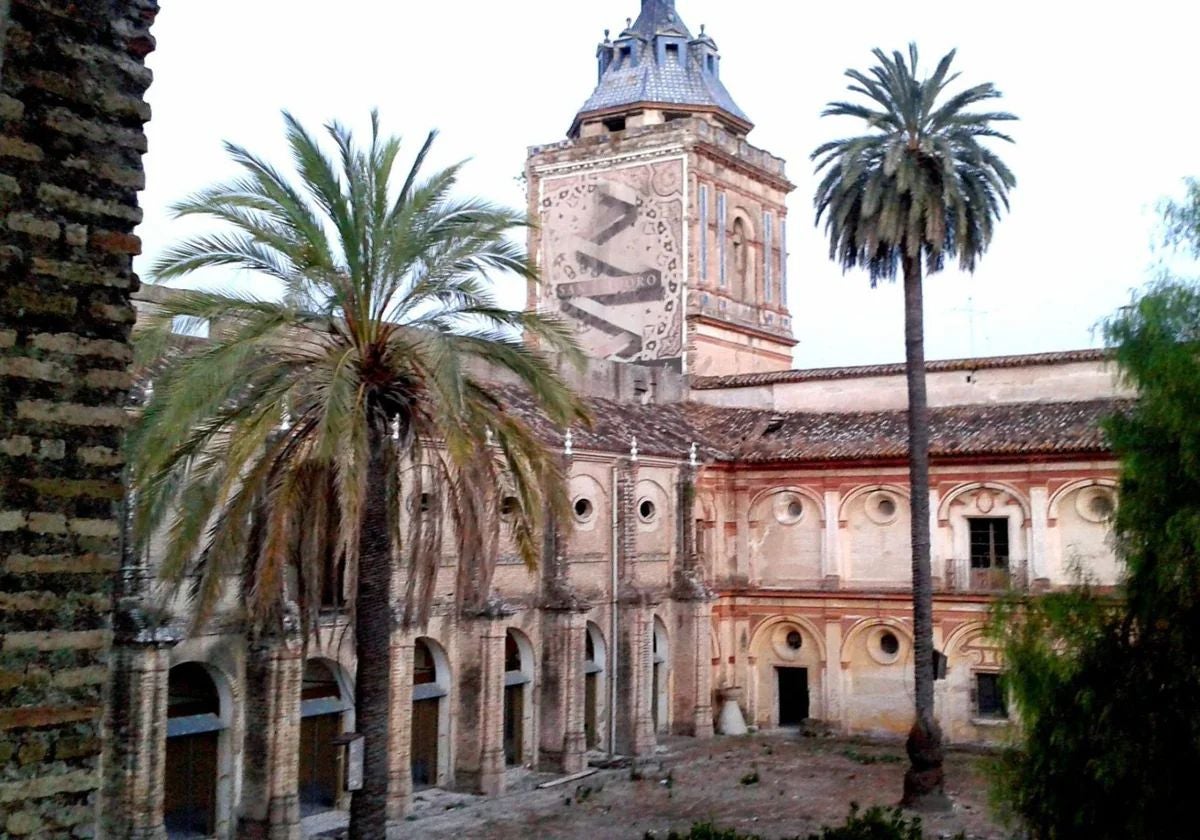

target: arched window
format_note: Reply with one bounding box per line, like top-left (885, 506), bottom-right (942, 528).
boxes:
top-left (651, 618), bottom-right (670, 734)
top-left (412, 638), bottom-right (450, 789)
top-left (730, 217), bottom-right (748, 299)
top-left (503, 630), bottom-right (534, 766)
top-left (299, 660), bottom-right (352, 816)
top-left (584, 623), bottom-right (608, 750)
top-left (165, 663), bottom-right (225, 838)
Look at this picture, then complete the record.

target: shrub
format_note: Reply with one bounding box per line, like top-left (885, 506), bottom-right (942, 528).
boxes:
top-left (643, 805), bottom-right (959, 840)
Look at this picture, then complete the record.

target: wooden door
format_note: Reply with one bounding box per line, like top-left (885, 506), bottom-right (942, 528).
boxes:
top-left (299, 714), bottom-right (340, 814)
top-left (504, 684), bottom-right (524, 766)
top-left (585, 673), bottom-right (598, 749)
top-left (411, 698), bottom-right (440, 788)
top-left (164, 731), bottom-right (218, 837)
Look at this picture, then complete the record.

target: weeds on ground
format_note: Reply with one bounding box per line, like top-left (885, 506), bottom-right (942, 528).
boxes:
top-left (643, 803), bottom-right (966, 840)
top-left (838, 748), bottom-right (904, 766)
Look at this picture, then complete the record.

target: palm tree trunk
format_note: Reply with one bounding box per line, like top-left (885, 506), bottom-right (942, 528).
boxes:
top-left (349, 417), bottom-right (393, 839)
top-left (899, 254), bottom-right (947, 808)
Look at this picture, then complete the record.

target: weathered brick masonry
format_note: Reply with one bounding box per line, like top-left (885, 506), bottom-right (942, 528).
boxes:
top-left (0, 1), bottom-right (156, 836)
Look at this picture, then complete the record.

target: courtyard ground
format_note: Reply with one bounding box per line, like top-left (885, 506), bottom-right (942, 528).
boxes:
top-left (306, 732), bottom-right (1009, 839)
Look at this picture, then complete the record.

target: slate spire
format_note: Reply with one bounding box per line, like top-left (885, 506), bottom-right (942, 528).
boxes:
top-left (571, 0), bottom-right (751, 138)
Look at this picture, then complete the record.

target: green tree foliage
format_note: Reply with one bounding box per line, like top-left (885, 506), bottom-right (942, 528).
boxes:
top-left (130, 112), bottom-right (588, 839)
top-left (990, 183), bottom-right (1200, 839)
top-left (811, 44), bottom-right (1016, 806)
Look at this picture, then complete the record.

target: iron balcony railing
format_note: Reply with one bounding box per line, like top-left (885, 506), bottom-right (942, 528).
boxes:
top-left (943, 558), bottom-right (1029, 593)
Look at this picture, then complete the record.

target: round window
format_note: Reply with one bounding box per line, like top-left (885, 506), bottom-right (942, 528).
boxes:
top-left (880, 631), bottom-right (900, 656)
top-left (573, 497), bottom-right (594, 523)
top-left (1088, 493), bottom-right (1114, 520)
top-left (500, 496), bottom-right (519, 518)
top-left (785, 630), bottom-right (803, 650)
top-left (1076, 487), bottom-right (1116, 523)
top-left (865, 490), bottom-right (900, 525)
top-left (774, 493), bottom-right (805, 525)
top-left (638, 499), bottom-right (657, 523)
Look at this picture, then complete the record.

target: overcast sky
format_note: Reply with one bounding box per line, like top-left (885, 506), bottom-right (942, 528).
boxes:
top-left (137, 0), bottom-right (1199, 368)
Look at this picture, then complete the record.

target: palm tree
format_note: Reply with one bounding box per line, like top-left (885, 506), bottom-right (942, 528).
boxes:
top-left (811, 45), bottom-right (1016, 807)
top-left (128, 112), bottom-right (589, 839)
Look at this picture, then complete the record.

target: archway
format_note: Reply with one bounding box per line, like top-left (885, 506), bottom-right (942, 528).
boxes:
top-left (584, 623), bottom-right (607, 750)
top-left (651, 617), bottom-right (670, 734)
top-left (298, 659), bottom-right (352, 816)
top-left (503, 629), bottom-right (534, 766)
top-left (412, 637), bottom-right (451, 789)
top-left (745, 616), bottom-right (825, 729)
top-left (165, 662), bottom-right (227, 839)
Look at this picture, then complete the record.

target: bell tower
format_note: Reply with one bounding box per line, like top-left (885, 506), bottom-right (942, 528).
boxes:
top-left (526, 0), bottom-right (796, 375)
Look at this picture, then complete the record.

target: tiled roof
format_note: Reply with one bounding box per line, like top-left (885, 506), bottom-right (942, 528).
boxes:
top-left (704, 399), bottom-right (1126, 463)
top-left (499, 386), bottom-right (734, 462)
top-left (499, 383), bottom-right (1126, 465)
top-left (573, 1), bottom-right (750, 131)
top-left (691, 349), bottom-right (1113, 390)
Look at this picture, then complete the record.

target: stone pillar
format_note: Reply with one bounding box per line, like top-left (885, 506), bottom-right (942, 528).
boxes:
top-left (455, 614), bottom-right (507, 795)
top-left (237, 629), bottom-right (302, 840)
top-left (1029, 486), bottom-right (1050, 587)
top-left (671, 461), bottom-right (715, 738)
top-left (614, 604), bottom-right (656, 756)
top-left (929, 489), bottom-right (944, 589)
top-left (385, 633), bottom-right (414, 835)
top-left (613, 457), bottom-right (657, 756)
top-left (2, 3), bottom-right (156, 836)
top-left (669, 599), bottom-right (715, 738)
top-left (539, 609), bottom-right (587, 773)
top-left (823, 617), bottom-right (845, 730)
top-left (537, 451), bottom-right (590, 773)
top-left (99, 625), bottom-right (176, 840)
top-left (823, 490), bottom-right (842, 588)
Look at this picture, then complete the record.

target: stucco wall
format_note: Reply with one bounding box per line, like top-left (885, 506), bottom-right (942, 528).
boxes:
top-left (693, 358), bottom-right (1128, 411)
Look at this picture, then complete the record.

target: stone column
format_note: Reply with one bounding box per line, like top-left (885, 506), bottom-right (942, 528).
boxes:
top-left (538, 450), bottom-right (590, 773)
top-left (670, 460), bottom-right (715, 738)
top-left (823, 617), bottom-right (845, 730)
top-left (823, 490), bottom-right (842, 588)
top-left (455, 613), bottom-right (507, 795)
top-left (614, 604), bottom-right (656, 756)
top-left (929, 489), bottom-right (944, 589)
top-left (237, 627), bottom-right (303, 840)
top-left (2, 2), bottom-right (157, 836)
top-left (99, 616), bottom-right (177, 840)
top-left (614, 457), bottom-right (657, 757)
top-left (385, 633), bottom-right (414, 836)
top-left (539, 609), bottom-right (587, 773)
top-left (1029, 486), bottom-right (1050, 588)
top-left (669, 599), bottom-right (715, 738)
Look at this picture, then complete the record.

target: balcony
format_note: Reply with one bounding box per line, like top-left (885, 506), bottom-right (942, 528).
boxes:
top-left (943, 558), bottom-right (1029, 594)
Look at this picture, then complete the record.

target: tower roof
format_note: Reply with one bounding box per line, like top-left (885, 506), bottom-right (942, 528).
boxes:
top-left (570, 1), bottom-right (751, 137)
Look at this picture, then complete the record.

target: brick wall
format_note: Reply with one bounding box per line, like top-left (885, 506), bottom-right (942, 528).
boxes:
top-left (0, 1), bottom-right (156, 836)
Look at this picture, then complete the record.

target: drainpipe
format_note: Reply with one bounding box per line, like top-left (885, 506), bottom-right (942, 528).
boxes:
top-left (609, 462), bottom-right (620, 754)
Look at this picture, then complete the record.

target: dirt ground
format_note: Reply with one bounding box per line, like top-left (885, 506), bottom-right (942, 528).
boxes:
top-left (389, 733), bottom-right (1008, 839)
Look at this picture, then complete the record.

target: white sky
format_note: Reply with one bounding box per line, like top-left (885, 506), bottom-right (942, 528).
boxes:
top-left (137, 0), bottom-right (1199, 368)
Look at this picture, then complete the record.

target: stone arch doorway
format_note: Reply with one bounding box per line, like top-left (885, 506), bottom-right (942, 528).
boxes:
top-left (584, 622), bottom-right (608, 750)
top-left (298, 658), bottom-right (353, 816)
top-left (503, 629), bottom-right (535, 766)
top-left (412, 637), bottom-right (451, 789)
top-left (651, 616), bottom-right (670, 734)
top-left (165, 662), bottom-right (228, 839)
top-left (746, 617), bottom-right (825, 729)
